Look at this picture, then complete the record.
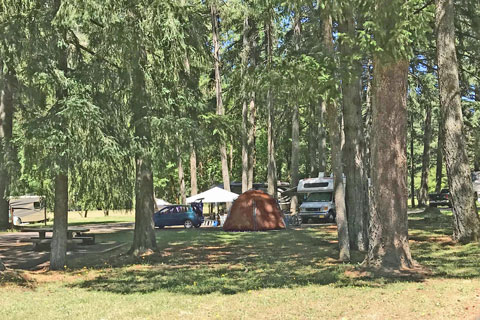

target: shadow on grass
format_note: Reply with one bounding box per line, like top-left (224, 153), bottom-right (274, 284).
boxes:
top-left (71, 226), bottom-right (426, 295)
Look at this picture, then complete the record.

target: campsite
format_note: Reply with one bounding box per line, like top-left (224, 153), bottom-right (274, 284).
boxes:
top-left (2, 1), bottom-right (480, 319)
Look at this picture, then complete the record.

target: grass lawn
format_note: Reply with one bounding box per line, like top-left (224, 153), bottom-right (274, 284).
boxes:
top-left (1, 208), bottom-right (480, 319)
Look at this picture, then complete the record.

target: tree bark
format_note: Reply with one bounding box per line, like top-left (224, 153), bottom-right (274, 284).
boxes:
top-left (366, 58), bottom-right (414, 269)
top-left (435, 110), bottom-right (444, 193)
top-left (410, 113), bottom-right (416, 208)
top-left (266, 19), bottom-right (277, 198)
top-left (290, 10), bottom-right (301, 213)
top-left (241, 15), bottom-right (250, 193)
top-left (247, 92), bottom-right (256, 190)
top-left (0, 65), bottom-right (13, 229)
top-left (435, 0), bottom-right (480, 242)
top-left (474, 86), bottom-right (480, 171)
top-left (50, 173), bottom-right (68, 270)
top-left (190, 142), bottom-right (198, 196)
top-left (338, 11), bottom-right (369, 252)
top-left (317, 99), bottom-right (326, 173)
top-left (177, 146), bottom-right (186, 204)
top-left (418, 101), bottom-right (433, 206)
top-left (322, 15), bottom-right (350, 262)
top-left (129, 50), bottom-right (157, 255)
top-left (211, 3), bottom-right (230, 192)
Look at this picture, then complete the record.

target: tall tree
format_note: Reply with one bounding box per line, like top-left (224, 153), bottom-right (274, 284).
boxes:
top-left (366, 0), bottom-right (415, 269)
top-left (435, 0), bottom-right (480, 242)
top-left (241, 14), bottom-right (250, 193)
top-left (0, 63), bottom-right (14, 229)
top-left (210, 2), bottom-right (231, 192)
top-left (418, 100), bottom-right (433, 206)
top-left (290, 8), bottom-right (301, 213)
top-left (266, 13), bottom-right (277, 198)
top-left (338, 6), bottom-right (369, 252)
top-left (190, 143), bottom-right (198, 196)
top-left (322, 13), bottom-right (350, 262)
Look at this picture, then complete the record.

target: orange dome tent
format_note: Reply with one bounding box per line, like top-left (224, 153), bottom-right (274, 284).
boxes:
top-left (223, 190), bottom-right (286, 231)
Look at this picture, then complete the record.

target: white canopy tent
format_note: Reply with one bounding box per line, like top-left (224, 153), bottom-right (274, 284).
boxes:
top-left (186, 187), bottom-right (238, 204)
top-left (155, 198), bottom-right (171, 207)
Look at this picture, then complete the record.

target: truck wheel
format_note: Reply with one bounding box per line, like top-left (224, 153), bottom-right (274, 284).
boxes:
top-left (327, 211), bottom-right (336, 223)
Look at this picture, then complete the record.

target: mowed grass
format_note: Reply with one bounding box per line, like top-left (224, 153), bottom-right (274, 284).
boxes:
top-left (1, 208), bottom-right (480, 320)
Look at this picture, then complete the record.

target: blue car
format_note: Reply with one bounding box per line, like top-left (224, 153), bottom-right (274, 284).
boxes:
top-left (153, 203), bottom-right (204, 229)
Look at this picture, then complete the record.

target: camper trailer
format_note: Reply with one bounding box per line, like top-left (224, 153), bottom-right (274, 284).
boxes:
top-left (9, 196), bottom-right (45, 225)
top-left (297, 173), bottom-right (342, 223)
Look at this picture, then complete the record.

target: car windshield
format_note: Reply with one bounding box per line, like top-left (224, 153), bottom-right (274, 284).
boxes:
top-left (304, 192), bottom-right (332, 202)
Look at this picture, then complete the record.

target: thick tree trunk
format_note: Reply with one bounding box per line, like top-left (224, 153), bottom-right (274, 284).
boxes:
top-left (50, 173), bottom-right (68, 270)
top-left (364, 60), bottom-right (373, 179)
top-left (190, 142), bottom-right (197, 196)
top-left (410, 114), bottom-right (416, 208)
top-left (418, 102), bottom-right (433, 206)
top-left (323, 15), bottom-right (350, 262)
top-left (366, 58), bottom-right (414, 269)
top-left (317, 99), bottom-right (326, 173)
top-left (130, 51), bottom-right (157, 255)
top-left (435, 0), bottom-right (480, 242)
top-left (266, 20), bottom-right (277, 198)
top-left (177, 147), bottom-right (186, 204)
top-left (339, 12), bottom-right (369, 252)
top-left (131, 153), bottom-right (157, 255)
top-left (0, 66), bottom-right (13, 229)
top-left (211, 3), bottom-right (230, 192)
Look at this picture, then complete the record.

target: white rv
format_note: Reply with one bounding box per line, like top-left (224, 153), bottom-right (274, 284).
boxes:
top-left (473, 171), bottom-right (480, 203)
top-left (9, 196), bottom-right (45, 225)
top-left (297, 173), bottom-right (340, 223)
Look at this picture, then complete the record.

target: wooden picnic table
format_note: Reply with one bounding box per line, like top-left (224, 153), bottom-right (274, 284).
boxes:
top-left (21, 226), bottom-right (95, 250)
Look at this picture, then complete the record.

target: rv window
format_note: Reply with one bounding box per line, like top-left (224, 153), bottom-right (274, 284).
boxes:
top-left (304, 182), bottom-right (329, 188)
top-left (34, 202), bottom-right (41, 209)
top-left (304, 192), bottom-right (332, 202)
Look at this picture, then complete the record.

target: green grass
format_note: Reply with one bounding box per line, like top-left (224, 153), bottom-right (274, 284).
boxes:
top-left (1, 208), bottom-right (480, 319)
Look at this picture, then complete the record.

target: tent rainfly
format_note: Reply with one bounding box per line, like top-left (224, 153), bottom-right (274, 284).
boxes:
top-left (186, 187), bottom-right (238, 204)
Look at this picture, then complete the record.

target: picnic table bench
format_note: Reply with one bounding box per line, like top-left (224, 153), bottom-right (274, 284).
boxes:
top-left (21, 227), bottom-right (95, 251)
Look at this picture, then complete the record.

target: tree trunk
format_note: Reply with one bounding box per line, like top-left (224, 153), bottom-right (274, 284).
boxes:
top-left (366, 58), bottom-right (414, 269)
top-left (435, 0), bottom-right (480, 242)
top-left (317, 99), bottom-right (326, 173)
top-left (0, 65), bottom-right (13, 229)
top-left (211, 3), bottom-right (230, 192)
top-left (474, 86), bottom-right (480, 171)
top-left (364, 60), bottom-right (373, 179)
top-left (418, 102), bottom-right (433, 206)
top-left (50, 173), bottom-right (68, 270)
top-left (190, 142), bottom-right (197, 196)
top-left (308, 104), bottom-right (317, 177)
top-left (266, 19), bottom-right (277, 198)
top-left (177, 146), bottom-right (186, 204)
top-left (0, 258), bottom-right (5, 271)
top-left (290, 10), bottom-right (301, 213)
top-left (241, 15), bottom-right (250, 193)
top-left (322, 15), bottom-right (350, 262)
top-left (130, 50), bottom-right (157, 255)
top-left (435, 110), bottom-right (444, 193)
top-left (247, 92), bottom-right (256, 190)
top-left (338, 11), bottom-right (369, 252)
top-left (410, 113), bottom-right (416, 208)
